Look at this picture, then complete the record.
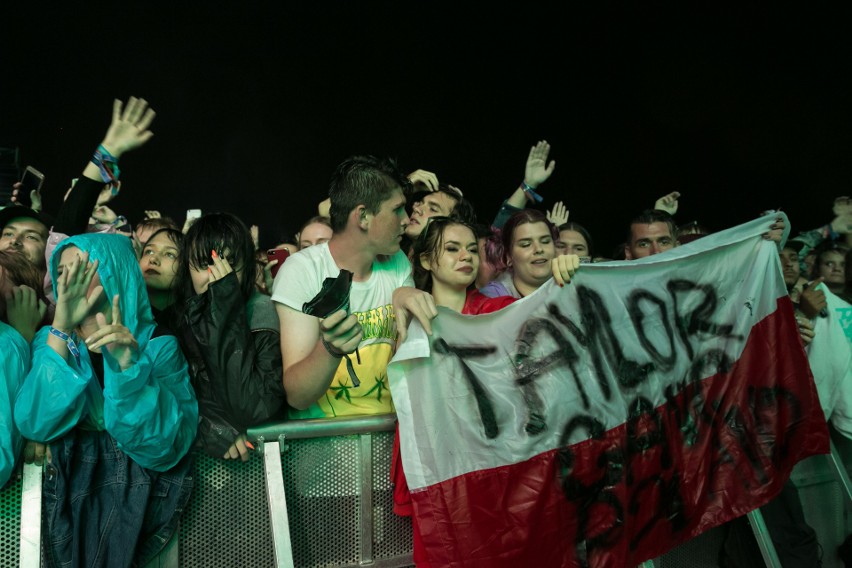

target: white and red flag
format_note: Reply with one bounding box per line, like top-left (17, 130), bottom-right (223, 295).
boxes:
top-left (388, 213), bottom-right (829, 568)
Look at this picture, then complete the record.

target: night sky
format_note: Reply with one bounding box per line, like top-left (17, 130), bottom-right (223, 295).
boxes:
top-left (2, 4), bottom-right (849, 255)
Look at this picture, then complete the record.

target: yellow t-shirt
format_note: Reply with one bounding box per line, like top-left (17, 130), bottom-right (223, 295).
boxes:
top-left (271, 244), bottom-right (413, 418)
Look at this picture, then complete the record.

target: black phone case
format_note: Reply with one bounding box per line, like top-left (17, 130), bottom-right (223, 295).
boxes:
top-left (301, 269), bottom-right (361, 386)
top-left (302, 269), bottom-right (353, 318)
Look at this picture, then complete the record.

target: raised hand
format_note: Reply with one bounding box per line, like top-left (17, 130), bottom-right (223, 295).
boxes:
top-left (828, 194), bottom-right (852, 235)
top-left (91, 205), bottom-right (118, 225)
top-left (53, 251), bottom-right (103, 332)
top-left (96, 182), bottom-right (121, 206)
top-left (546, 201), bottom-right (569, 227)
top-left (524, 140), bottom-right (556, 189)
top-left (85, 295), bottom-right (139, 371)
top-left (408, 169), bottom-right (439, 193)
top-left (654, 191), bottom-right (681, 215)
top-left (100, 97), bottom-right (156, 158)
top-left (318, 197), bottom-right (331, 218)
top-left (5, 285), bottom-right (47, 343)
top-left (833, 196), bottom-right (852, 217)
top-left (10, 181), bottom-right (42, 212)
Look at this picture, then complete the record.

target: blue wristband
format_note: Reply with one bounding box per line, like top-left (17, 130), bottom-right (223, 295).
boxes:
top-left (91, 145), bottom-right (121, 185)
top-left (521, 181), bottom-right (543, 203)
top-left (49, 327), bottom-right (81, 364)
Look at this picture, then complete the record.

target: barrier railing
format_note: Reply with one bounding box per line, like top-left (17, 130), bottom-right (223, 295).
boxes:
top-left (0, 467), bottom-right (25, 567)
top-left (249, 414), bottom-right (413, 568)
top-left (4, 416), bottom-right (852, 567)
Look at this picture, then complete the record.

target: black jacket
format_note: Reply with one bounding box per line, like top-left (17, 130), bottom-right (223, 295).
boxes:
top-left (180, 272), bottom-right (287, 457)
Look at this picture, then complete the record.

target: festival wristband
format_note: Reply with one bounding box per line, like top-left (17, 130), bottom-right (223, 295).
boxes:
top-left (91, 145), bottom-right (121, 185)
top-left (321, 338), bottom-right (362, 387)
top-left (321, 338), bottom-right (344, 358)
top-left (49, 326), bottom-right (81, 365)
top-left (521, 181), bottom-right (543, 203)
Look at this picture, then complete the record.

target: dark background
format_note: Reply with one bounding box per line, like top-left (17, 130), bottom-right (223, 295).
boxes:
top-left (1, 3), bottom-right (849, 255)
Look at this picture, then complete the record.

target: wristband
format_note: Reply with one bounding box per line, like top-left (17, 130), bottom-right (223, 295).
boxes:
top-left (91, 145), bottom-right (121, 185)
top-left (827, 223), bottom-right (840, 241)
top-left (520, 181), bottom-right (543, 203)
top-left (49, 327), bottom-right (81, 365)
top-left (321, 338), bottom-right (344, 358)
top-left (321, 339), bottom-right (362, 387)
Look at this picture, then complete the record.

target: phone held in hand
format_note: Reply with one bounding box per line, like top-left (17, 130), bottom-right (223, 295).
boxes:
top-left (17, 166), bottom-right (44, 208)
top-left (266, 248), bottom-right (290, 279)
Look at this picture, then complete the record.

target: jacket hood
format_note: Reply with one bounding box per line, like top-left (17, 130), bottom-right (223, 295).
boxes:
top-left (50, 233), bottom-right (155, 349)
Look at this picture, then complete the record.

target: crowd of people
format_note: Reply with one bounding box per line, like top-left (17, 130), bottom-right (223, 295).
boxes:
top-left (0, 97), bottom-right (850, 567)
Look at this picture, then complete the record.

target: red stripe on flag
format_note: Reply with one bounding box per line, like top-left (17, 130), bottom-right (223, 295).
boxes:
top-left (410, 297), bottom-right (829, 567)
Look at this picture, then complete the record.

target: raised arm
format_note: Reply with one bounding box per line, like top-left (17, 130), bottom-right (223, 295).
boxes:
top-left (654, 191), bottom-right (681, 216)
top-left (507, 141), bottom-right (556, 208)
top-left (832, 196), bottom-right (852, 248)
top-left (493, 140), bottom-right (556, 229)
top-left (54, 97), bottom-right (156, 236)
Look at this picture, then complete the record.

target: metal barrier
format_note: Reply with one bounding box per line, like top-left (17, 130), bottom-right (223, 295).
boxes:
top-left (249, 414), bottom-right (414, 568)
top-left (177, 451), bottom-right (274, 568)
top-left (0, 467), bottom-right (24, 568)
top-left (5, 417), bottom-right (851, 567)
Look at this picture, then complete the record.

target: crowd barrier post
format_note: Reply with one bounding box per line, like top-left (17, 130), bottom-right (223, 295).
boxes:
top-left (260, 435), bottom-right (295, 568)
top-left (19, 462), bottom-right (41, 568)
top-left (829, 439), bottom-right (852, 504)
top-left (746, 509), bottom-right (783, 568)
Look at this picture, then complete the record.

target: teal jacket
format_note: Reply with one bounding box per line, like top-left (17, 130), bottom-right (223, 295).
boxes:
top-left (14, 233), bottom-right (198, 472)
top-left (0, 322), bottom-right (29, 486)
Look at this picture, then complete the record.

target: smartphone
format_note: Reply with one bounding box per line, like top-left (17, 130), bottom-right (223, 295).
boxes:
top-left (267, 248), bottom-right (290, 279)
top-left (17, 166), bottom-right (44, 209)
top-left (186, 208), bottom-right (202, 221)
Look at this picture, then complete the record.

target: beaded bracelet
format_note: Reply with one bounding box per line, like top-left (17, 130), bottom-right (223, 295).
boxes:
top-left (49, 327), bottom-right (81, 365)
top-left (520, 181), bottom-right (544, 203)
top-left (91, 145), bottom-right (121, 185)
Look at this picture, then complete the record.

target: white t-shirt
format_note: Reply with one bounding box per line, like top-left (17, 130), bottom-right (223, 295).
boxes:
top-left (271, 243), bottom-right (413, 417)
top-left (805, 285), bottom-right (852, 438)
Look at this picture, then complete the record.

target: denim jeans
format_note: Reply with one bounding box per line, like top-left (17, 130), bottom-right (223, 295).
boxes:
top-left (43, 429), bottom-right (194, 568)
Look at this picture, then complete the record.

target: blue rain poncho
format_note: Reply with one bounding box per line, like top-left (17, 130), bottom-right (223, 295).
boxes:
top-left (0, 321), bottom-right (29, 486)
top-left (14, 233), bottom-right (197, 471)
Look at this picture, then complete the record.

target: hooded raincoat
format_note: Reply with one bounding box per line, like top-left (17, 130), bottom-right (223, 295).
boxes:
top-left (0, 321), bottom-right (29, 488)
top-left (14, 233), bottom-right (198, 567)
